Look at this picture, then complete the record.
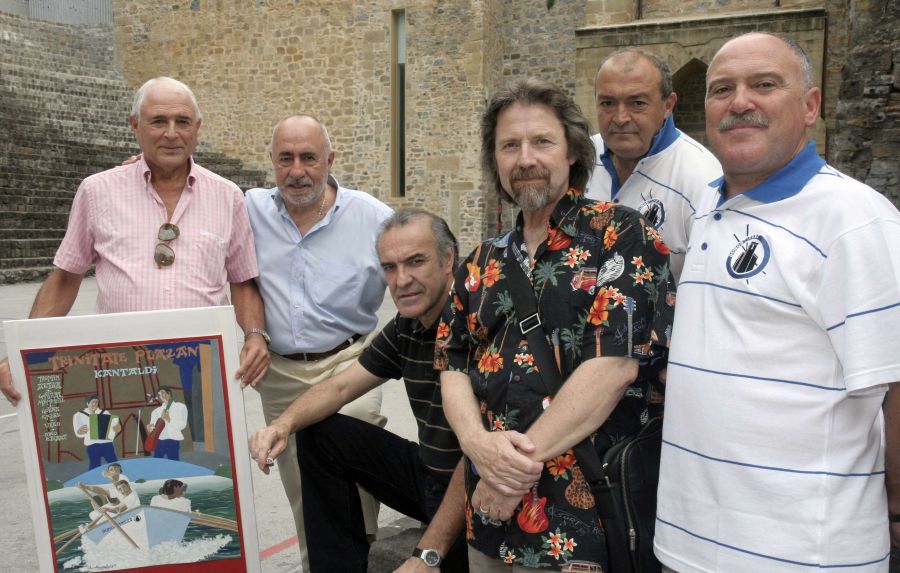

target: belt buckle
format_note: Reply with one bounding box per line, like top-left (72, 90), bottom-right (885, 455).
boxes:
top-left (519, 313), bottom-right (542, 335)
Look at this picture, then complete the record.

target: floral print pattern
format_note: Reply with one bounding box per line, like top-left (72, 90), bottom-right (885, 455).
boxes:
top-left (436, 188), bottom-right (674, 569)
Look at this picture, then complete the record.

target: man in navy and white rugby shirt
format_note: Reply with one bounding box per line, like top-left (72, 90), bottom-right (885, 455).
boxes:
top-left (586, 48), bottom-right (721, 281)
top-left (654, 32), bottom-right (900, 573)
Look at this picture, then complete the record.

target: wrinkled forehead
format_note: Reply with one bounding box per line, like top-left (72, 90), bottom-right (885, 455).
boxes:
top-left (708, 34), bottom-right (801, 83)
top-left (378, 218), bottom-right (437, 257)
top-left (273, 119), bottom-right (327, 153)
top-left (140, 83), bottom-right (197, 117)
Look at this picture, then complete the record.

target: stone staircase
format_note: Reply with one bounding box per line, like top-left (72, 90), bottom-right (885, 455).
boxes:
top-left (0, 9), bottom-right (268, 284)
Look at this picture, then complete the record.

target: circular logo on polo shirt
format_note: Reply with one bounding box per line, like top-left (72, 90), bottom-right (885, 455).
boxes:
top-left (638, 197), bottom-right (665, 229)
top-left (726, 233), bottom-right (770, 279)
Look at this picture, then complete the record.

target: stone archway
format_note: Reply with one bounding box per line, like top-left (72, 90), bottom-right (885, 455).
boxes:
top-left (672, 58), bottom-right (708, 145)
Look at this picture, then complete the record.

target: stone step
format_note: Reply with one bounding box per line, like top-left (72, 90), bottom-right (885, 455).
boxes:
top-left (0, 255), bottom-right (54, 269)
top-left (0, 228), bottom-right (67, 240)
top-left (0, 181), bottom-right (81, 198)
top-left (0, 265), bottom-right (56, 285)
top-left (1, 63), bottom-right (132, 92)
top-left (0, 211), bottom-right (69, 229)
top-left (1, 195), bottom-right (74, 213)
top-left (0, 237), bottom-right (61, 259)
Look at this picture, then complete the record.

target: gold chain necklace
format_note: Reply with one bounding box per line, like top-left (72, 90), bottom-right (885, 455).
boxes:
top-left (315, 191), bottom-right (328, 220)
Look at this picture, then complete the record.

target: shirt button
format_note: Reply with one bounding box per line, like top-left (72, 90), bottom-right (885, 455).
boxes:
top-left (293, 273), bottom-right (300, 279)
top-left (701, 243), bottom-right (708, 250)
top-left (714, 213), bottom-right (722, 221)
top-left (293, 304), bottom-right (300, 309)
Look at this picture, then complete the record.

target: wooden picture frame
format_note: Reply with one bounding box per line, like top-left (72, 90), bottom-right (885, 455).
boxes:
top-left (4, 306), bottom-right (261, 573)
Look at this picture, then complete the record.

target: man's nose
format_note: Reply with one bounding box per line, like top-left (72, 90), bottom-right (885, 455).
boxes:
top-left (729, 85), bottom-right (756, 114)
top-left (612, 103), bottom-right (630, 125)
top-left (517, 142), bottom-right (537, 167)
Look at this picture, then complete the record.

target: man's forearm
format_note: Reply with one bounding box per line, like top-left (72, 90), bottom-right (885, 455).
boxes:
top-left (440, 370), bottom-right (542, 494)
top-left (440, 371), bottom-right (487, 450)
top-left (273, 361), bottom-right (384, 434)
top-left (29, 268), bottom-right (83, 318)
top-left (229, 279), bottom-right (266, 333)
top-left (525, 356), bottom-right (637, 462)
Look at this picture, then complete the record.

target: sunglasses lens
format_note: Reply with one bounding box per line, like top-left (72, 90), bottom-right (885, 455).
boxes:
top-left (158, 223), bottom-right (180, 242)
top-left (154, 243), bottom-right (175, 266)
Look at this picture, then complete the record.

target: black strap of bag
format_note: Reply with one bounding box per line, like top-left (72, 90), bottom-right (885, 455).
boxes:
top-left (502, 257), bottom-right (608, 490)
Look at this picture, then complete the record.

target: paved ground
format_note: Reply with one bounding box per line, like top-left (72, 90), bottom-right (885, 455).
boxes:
top-left (0, 278), bottom-right (417, 572)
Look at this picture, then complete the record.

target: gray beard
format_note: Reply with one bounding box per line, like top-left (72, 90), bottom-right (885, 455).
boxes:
top-left (515, 184), bottom-right (554, 212)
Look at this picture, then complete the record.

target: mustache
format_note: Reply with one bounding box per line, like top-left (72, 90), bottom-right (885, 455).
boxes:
top-left (283, 176), bottom-right (312, 188)
top-left (510, 166), bottom-right (550, 183)
top-left (719, 111), bottom-right (769, 132)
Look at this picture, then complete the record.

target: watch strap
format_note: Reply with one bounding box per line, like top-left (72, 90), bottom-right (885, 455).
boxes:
top-left (412, 547), bottom-right (442, 567)
top-left (245, 327), bottom-right (271, 345)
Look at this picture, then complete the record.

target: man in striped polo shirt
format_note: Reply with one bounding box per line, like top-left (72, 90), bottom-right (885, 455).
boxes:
top-left (250, 208), bottom-right (467, 573)
top-left (0, 77), bottom-right (269, 405)
top-left (654, 33), bottom-right (900, 572)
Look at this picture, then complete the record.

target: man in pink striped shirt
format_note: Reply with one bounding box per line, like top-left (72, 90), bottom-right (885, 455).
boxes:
top-left (0, 77), bottom-right (270, 405)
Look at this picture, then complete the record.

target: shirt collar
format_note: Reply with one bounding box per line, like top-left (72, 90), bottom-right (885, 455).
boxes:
top-left (512, 187), bottom-right (583, 247)
top-left (645, 114), bottom-right (679, 156)
top-left (715, 140), bottom-right (824, 206)
top-left (140, 156), bottom-right (197, 188)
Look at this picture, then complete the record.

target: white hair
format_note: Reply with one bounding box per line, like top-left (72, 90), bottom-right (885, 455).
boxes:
top-left (130, 77), bottom-right (202, 120)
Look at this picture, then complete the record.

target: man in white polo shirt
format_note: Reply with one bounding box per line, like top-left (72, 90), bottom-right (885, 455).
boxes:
top-left (586, 48), bottom-right (721, 281)
top-left (654, 32), bottom-right (900, 572)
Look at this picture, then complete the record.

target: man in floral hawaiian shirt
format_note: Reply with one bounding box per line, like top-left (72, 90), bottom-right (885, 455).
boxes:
top-left (438, 77), bottom-right (673, 571)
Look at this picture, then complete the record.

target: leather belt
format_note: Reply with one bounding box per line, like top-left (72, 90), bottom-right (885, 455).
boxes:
top-left (280, 333), bottom-right (364, 362)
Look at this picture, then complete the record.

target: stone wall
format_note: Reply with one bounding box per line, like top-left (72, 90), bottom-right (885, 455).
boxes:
top-left (832, 0), bottom-right (899, 204)
top-left (6, 0), bottom-right (892, 276)
top-left (0, 9), bottom-right (266, 282)
top-left (114, 0), bottom-right (496, 254)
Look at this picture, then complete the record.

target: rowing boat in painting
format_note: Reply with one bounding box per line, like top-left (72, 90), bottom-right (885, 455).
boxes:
top-left (82, 506), bottom-right (193, 550)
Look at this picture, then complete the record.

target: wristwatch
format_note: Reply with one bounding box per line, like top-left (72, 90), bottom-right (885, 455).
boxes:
top-left (245, 327), bottom-right (271, 345)
top-left (412, 547), bottom-right (442, 567)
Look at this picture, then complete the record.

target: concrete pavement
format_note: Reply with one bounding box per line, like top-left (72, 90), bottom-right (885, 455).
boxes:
top-left (0, 278), bottom-right (417, 572)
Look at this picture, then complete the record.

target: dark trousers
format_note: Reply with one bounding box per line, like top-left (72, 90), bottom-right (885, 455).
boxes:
top-left (86, 442), bottom-right (118, 470)
top-left (153, 438), bottom-right (180, 460)
top-left (297, 414), bottom-right (468, 573)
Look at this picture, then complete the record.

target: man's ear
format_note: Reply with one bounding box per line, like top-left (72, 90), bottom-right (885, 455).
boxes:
top-left (803, 86), bottom-right (822, 128)
top-left (663, 92), bottom-right (677, 118)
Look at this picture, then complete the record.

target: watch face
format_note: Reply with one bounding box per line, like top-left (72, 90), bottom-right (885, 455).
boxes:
top-left (423, 550), bottom-right (440, 566)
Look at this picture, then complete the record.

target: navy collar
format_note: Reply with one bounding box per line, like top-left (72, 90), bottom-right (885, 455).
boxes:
top-left (646, 114), bottom-right (679, 156)
top-left (715, 140), bottom-right (824, 206)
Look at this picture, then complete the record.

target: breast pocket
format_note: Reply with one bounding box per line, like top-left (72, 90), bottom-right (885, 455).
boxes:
top-left (309, 259), bottom-right (366, 307)
top-left (191, 229), bottom-right (228, 288)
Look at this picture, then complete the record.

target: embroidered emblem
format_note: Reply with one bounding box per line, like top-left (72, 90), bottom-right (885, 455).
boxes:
top-left (638, 196), bottom-right (666, 229)
top-left (726, 229), bottom-right (770, 279)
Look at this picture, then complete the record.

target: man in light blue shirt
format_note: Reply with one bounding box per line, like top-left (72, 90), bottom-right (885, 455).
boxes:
top-left (244, 115), bottom-right (391, 570)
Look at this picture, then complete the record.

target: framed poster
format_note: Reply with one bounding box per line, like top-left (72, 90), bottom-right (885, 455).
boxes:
top-left (4, 306), bottom-right (261, 573)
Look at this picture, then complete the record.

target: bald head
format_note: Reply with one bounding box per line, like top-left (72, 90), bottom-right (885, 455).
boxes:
top-left (270, 115), bottom-right (332, 156)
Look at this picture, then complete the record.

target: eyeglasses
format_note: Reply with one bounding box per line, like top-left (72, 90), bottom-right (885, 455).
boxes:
top-left (154, 223), bottom-right (180, 267)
